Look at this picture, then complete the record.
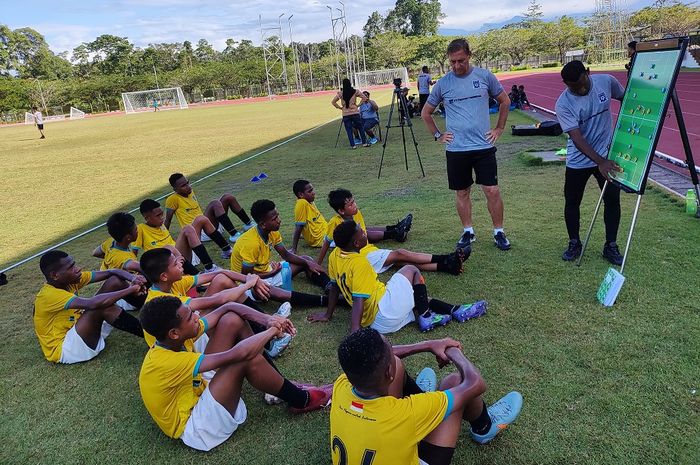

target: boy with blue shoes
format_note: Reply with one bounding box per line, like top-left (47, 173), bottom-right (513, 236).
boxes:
top-left (308, 221), bottom-right (486, 333)
top-left (330, 327), bottom-right (522, 465)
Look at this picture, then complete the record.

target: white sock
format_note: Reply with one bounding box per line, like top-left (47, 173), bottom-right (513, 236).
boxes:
top-left (494, 228), bottom-right (504, 235)
top-left (463, 226), bottom-right (474, 234)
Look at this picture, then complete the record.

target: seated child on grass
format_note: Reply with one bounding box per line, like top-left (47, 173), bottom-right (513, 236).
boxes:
top-left (33, 250), bottom-right (144, 364)
top-left (140, 247), bottom-right (293, 358)
top-left (138, 296), bottom-right (332, 451)
top-left (136, 198), bottom-right (222, 273)
top-left (231, 199), bottom-right (332, 304)
top-left (164, 172), bottom-right (253, 254)
top-left (330, 328), bottom-right (523, 465)
top-left (308, 221), bottom-right (485, 333)
top-left (317, 189), bottom-right (465, 276)
top-left (291, 180), bottom-right (328, 253)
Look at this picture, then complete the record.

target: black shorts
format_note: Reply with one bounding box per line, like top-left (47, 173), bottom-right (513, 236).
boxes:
top-left (37, 124), bottom-right (44, 130)
top-left (446, 147), bottom-right (498, 190)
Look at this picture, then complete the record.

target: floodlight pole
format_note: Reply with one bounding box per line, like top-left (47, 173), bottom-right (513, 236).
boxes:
top-left (153, 65), bottom-right (160, 89)
top-left (288, 15), bottom-right (303, 94)
top-left (307, 44), bottom-right (316, 92)
top-left (278, 14), bottom-right (290, 95)
top-left (327, 6), bottom-right (342, 89)
top-left (260, 15), bottom-right (273, 99)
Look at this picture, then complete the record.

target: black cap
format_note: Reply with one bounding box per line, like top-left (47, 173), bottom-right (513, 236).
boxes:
top-left (561, 60), bottom-right (586, 82)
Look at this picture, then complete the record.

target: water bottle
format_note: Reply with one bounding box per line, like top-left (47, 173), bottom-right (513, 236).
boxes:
top-left (280, 262), bottom-right (293, 291)
top-left (686, 189), bottom-right (698, 216)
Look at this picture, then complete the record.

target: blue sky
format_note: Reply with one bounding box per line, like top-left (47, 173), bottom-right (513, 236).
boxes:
top-left (4, 0), bottom-right (654, 54)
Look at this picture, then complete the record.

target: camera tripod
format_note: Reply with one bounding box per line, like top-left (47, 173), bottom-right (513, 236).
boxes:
top-left (378, 84), bottom-right (425, 178)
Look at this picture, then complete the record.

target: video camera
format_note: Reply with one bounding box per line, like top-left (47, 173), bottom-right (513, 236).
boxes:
top-left (393, 77), bottom-right (402, 87)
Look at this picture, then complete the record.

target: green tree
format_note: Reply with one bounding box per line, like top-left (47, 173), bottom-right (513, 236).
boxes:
top-left (384, 0), bottom-right (445, 36)
top-left (522, 0), bottom-right (544, 27)
top-left (415, 35), bottom-right (451, 73)
top-left (363, 11), bottom-right (385, 39)
top-left (194, 39), bottom-right (218, 63)
top-left (84, 34), bottom-right (134, 75)
top-left (630, 0), bottom-right (700, 37)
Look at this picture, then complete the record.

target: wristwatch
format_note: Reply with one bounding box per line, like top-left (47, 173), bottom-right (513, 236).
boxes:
top-left (434, 130), bottom-right (442, 141)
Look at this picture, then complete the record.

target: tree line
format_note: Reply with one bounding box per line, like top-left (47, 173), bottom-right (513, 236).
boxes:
top-left (0, 0), bottom-right (698, 117)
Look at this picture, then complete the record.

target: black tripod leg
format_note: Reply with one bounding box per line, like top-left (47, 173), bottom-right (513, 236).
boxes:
top-left (671, 90), bottom-right (700, 215)
top-left (401, 124), bottom-right (408, 170)
top-left (335, 119), bottom-right (343, 148)
top-left (407, 123), bottom-right (426, 177)
top-left (378, 92), bottom-right (397, 179)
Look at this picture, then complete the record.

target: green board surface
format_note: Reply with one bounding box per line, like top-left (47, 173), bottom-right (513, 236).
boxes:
top-left (609, 48), bottom-right (683, 192)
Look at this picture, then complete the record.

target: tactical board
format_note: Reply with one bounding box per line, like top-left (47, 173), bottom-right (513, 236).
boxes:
top-left (609, 38), bottom-right (687, 193)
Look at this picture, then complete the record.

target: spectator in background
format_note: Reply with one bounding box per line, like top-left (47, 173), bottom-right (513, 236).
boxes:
top-left (518, 85), bottom-right (530, 109)
top-left (625, 41), bottom-right (637, 77)
top-left (417, 66), bottom-right (435, 114)
top-left (359, 91), bottom-right (380, 145)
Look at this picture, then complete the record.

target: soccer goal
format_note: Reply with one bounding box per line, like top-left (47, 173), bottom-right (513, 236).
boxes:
top-left (69, 107), bottom-right (85, 120)
top-left (354, 67), bottom-right (410, 89)
top-left (121, 87), bottom-right (188, 115)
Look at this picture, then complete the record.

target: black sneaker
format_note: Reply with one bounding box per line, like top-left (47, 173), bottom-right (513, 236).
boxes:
top-left (397, 213), bottom-right (413, 233)
top-left (602, 241), bottom-right (623, 266)
top-left (456, 231), bottom-right (476, 253)
top-left (562, 239), bottom-right (582, 261)
top-left (494, 232), bottom-right (511, 251)
top-left (444, 251), bottom-right (466, 275)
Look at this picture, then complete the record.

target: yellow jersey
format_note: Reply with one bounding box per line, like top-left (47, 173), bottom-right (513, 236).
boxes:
top-left (165, 191), bottom-right (204, 228)
top-left (99, 238), bottom-right (138, 271)
top-left (133, 223), bottom-right (176, 251)
top-left (33, 271), bottom-right (95, 362)
top-left (294, 199), bottom-right (327, 247)
top-left (139, 319), bottom-right (208, 439)
top-left (327, 248), bottom-right (384, 327)
top-left (330, 374), bottom-right (451, 465)
top-left (143, 275), bottom-right (199, 347)
top-left (325, 210), bottom-right (379, 256)
top-left (230, 227), bottom-right (283, 273)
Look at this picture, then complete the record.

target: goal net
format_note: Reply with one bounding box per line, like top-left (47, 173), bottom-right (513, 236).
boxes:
top-left (354, 67), bottom-right (410, 89)
top-left (70, 107), bottom-right (85, 119)
top-left (121, 87), bottom-right (188, 115)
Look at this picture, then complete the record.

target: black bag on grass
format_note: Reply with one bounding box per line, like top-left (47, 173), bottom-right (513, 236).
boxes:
top-left (511, 120), bottom-right (563, 136)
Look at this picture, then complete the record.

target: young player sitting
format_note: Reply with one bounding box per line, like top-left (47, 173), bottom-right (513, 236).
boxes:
top-left (317, 189), bottom-right (465, 276)
top-left (165, 172), bottom-right (254, 248)
top-left (518, 85), bottom-right (530, 109)
top-left (137, 199), bottom-right (220, 273)
top-left (231, 199), bottom-right (332, 297)
top-left (139, 247), bottom-right (293, 357)
top-left (33, 250), bottom-right (144, 364)
top-left (330, 328), bottom-right (523, 464)
top-left (291, 180), bottom-right (328, 253)
top-left (138, 296), bottom-right (332, 451)
top-left (308, 221), bottom-right (486, 333)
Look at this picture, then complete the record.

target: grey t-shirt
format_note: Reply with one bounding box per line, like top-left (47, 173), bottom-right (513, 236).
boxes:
top-left (427, 67), bottom-right (504, 152)
top-left (417, 73), bottom-right (432, 94)
top-left (555, 74), bottom-right (625, 169)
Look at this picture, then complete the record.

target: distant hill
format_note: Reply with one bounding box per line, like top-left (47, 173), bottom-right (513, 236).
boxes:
top-left (439, 12), bottom-right (590, 36)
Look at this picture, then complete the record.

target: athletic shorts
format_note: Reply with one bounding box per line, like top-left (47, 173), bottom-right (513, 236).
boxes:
top-left (37, 124), bottom-right (44, 130)
top-left (181, 386), bottom-right (247, 451)
top-left (192, 333), bottom-right (215, 382)
top-left (366, 249), bottom-right (392, 274)
top-left (446, 147), bottom-right (498, 190)
top-left (58, 322), bottom-right (112, 364)
top-left (245, 267), bottom-right (285, 301)
top-left (371, 273), bottom-right (415, 334)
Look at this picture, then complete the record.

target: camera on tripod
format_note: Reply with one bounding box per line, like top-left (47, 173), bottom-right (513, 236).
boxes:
top-left (393, 77), bottom-right (402, 87)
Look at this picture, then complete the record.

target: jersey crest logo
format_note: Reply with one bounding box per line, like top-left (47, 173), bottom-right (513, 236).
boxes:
top-left (350, 401), bottom-right (364, 413)
top-left (473, 80), bottom-right (480, 88)
top-left (598, 92), bottom-right (608, 103)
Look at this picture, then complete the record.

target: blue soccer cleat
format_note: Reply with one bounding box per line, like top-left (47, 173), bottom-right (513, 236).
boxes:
top-left (416, 367), bottom-right (437, 392)
top-left (471, 391), bottom-right (523, 445)
top-left (452, 300), bottom-right (487, 323)
top-left (417, 311), bottom-right (451, 332)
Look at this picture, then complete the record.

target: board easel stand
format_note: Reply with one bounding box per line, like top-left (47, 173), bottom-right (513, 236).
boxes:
top-left (577, 37), bottom-right (699, 301)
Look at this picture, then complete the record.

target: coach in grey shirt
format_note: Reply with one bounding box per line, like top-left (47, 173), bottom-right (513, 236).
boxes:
top-left (555, 60), bottom-right (625, 265)
top-left (422, 38), bottom-right (512, 253)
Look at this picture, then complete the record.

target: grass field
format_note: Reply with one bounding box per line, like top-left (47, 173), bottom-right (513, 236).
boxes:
top-left (0, 99), bottom-right (698, 465)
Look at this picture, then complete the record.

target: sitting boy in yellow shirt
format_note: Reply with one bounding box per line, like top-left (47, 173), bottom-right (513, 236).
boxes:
top-left (138, 296), bottom-right (332, 451)
top-left (33, 250), bottom-right (144, 364)
top-left (290, 180), bottom-right (328, 253)
top-left (317, 189), bottom-right (466, 275)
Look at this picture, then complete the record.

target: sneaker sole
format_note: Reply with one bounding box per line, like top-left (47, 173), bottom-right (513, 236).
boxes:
top-left (453, 301), bottom-right (487, 323)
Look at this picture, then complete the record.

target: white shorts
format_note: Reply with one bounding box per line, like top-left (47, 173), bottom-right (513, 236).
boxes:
top-left (366, 249), bottom-right (393, 274)
top-left (244, 268), bottom-right (284, 301)
top-left (58, 322), bottom-right (112, 364)
top-left (181, 386), bottom-right (247, 451)
top-left (371, 273), bottom-right (415, 334)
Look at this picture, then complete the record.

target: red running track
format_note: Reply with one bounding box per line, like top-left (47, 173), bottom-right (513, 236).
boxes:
top-left (498, 70), bottom-right (700, 174)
